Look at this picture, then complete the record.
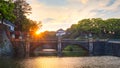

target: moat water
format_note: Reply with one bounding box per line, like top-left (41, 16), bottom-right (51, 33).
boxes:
top-left (0, 56), bottom-right (120, 68)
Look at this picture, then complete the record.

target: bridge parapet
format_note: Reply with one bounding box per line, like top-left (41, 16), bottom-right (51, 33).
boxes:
top-left (107, 40), bottom-right (120, 44)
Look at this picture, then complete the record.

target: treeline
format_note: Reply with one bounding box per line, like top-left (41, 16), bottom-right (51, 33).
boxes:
top-left (37, 18), bottom-right (120, 40)
top-left (64, 18), bottom-right (120, 39)
top-left (38, 31), bottom-right (57, 40)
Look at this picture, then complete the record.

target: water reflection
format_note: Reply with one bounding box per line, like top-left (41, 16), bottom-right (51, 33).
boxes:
top-left (0, 56), bottom-right (120, 68)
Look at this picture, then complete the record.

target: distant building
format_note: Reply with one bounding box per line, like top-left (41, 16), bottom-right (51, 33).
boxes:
top-left (0, 20), bottom-right (15, 32)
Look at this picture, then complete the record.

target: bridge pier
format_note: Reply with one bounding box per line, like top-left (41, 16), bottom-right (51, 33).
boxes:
top-left (88, 37), bottom-right (93, 56)
top-left (57, 37), bottom-right (62, 57)
top-left (25, 34), bottom-right (30, 57)
top-left (56, 29), bottom-right (65, 57)
top-left (25, 41), bottom-right (30, 57)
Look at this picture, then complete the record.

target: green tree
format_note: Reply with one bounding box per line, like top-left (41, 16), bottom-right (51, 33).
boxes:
top-left (105, 18), bottom-right (120, 38)
top-left (13, 0), bottom-right (31, 31)
top-left (0, 0), bottom-right (15, 24)
top-left (27, 20), bottom-right (42, 32)
top-left (65, 18), bottom-right (120, 39)
top-left (65, 24), bottom-right (79, 39)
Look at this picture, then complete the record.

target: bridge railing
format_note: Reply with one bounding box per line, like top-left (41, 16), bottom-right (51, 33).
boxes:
top-left (10, 39), bottom-right (107, 43)
top-left (107, 39), bottom-right (120, 43)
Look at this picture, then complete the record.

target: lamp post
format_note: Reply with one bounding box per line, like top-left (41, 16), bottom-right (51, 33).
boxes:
top-left (56, 29), bottom-right (65, 57)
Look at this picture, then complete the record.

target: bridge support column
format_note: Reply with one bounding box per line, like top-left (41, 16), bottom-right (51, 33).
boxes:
top-left (88, 37), bottom-right (93, 56)
top-left (57, 37), bottom-right (62, 57)
top-left (56, 29), bottom-right (65, 57)
top-left (25, 34), bottom-right (30, 57)
top-left (25, 41), bottom-right (30, 57)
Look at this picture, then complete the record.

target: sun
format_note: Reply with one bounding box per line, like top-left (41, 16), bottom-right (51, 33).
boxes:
top-left (35, 30), bottom-right (41, 35)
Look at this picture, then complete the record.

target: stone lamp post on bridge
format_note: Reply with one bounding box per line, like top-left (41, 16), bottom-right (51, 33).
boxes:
top-left (56, 29), bottom-right (66, 56)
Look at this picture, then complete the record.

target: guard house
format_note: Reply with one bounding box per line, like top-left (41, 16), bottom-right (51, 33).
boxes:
top-left (56, 29), bottom-right (66, 37)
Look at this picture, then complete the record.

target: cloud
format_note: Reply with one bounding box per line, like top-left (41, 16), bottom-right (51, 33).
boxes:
top-left (80, 0), bottom-right (89, 4)
top-left (40, 22), bottom-right (72, 32)
top-left (42, 18), bottom-right (55, 23)
top-left (85, 0), bottom-right (120, 17)
top-left (106, 0), bottom-right (116, 6)
top-left (38, 0), bottom-right (68, 6)
top-left (68, 0), bottom-right (88, 4)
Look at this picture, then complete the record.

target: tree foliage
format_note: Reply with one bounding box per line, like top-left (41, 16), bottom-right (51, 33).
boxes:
top-left (13, 0), bottom-right (31, 31)
top-left (0, 0), bottom-right (15, 23)
top-left (13, 0), bottom-right (43, 33)
top-left (65, 18), bottom-right (120, 39)
top-left (21, 18), bottom-right (42, 32)
top-left (39, 31), bottom-right (57, 40)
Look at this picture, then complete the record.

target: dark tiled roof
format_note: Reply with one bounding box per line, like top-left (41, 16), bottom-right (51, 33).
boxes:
top-left (57, 28), bottom-right (65, 33)
top-left (4, 20), bottom-right (15, 27)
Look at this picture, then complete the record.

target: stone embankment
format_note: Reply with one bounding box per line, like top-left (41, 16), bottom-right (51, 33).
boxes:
top-left (0, 29), bottom-right (13, 57)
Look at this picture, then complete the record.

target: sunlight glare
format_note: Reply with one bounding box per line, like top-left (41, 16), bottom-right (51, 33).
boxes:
top-left (35, 30), bottom-right (41, 35)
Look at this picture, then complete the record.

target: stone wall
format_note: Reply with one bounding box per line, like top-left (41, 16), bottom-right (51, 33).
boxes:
top-left (12, 41), bottom-right (26, 57)
top-left (105, 42), bottom-right (120, 56)
top-left (93, 41), bottom-right (120, 56)
top-left (0, 30), bottom-right (13, 57)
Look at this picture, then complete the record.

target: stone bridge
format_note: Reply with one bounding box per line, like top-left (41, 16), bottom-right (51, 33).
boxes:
top-left (28, 39), bottom-right (120, 56)
top-left (30, 39), bottom-right (89, 52)
top-left (12, 39), bottom-right (120, 56)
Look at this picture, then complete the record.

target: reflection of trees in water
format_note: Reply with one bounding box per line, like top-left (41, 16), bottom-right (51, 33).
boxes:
top-left (63, 45), bottom-right (88, 56)
top-left (0, 58), bottom-right (24, 68)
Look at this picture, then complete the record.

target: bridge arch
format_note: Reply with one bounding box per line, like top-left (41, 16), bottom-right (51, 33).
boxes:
top-left (30, 41), bottom-right (57, 54)
top-left (29, 39), bottom-right (90, 56)
top-left (62, 44), bottom-right (89, 56)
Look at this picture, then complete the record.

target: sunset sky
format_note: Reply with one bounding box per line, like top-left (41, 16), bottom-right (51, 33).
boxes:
top-left (26, 0), bottom-right (120, 32)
